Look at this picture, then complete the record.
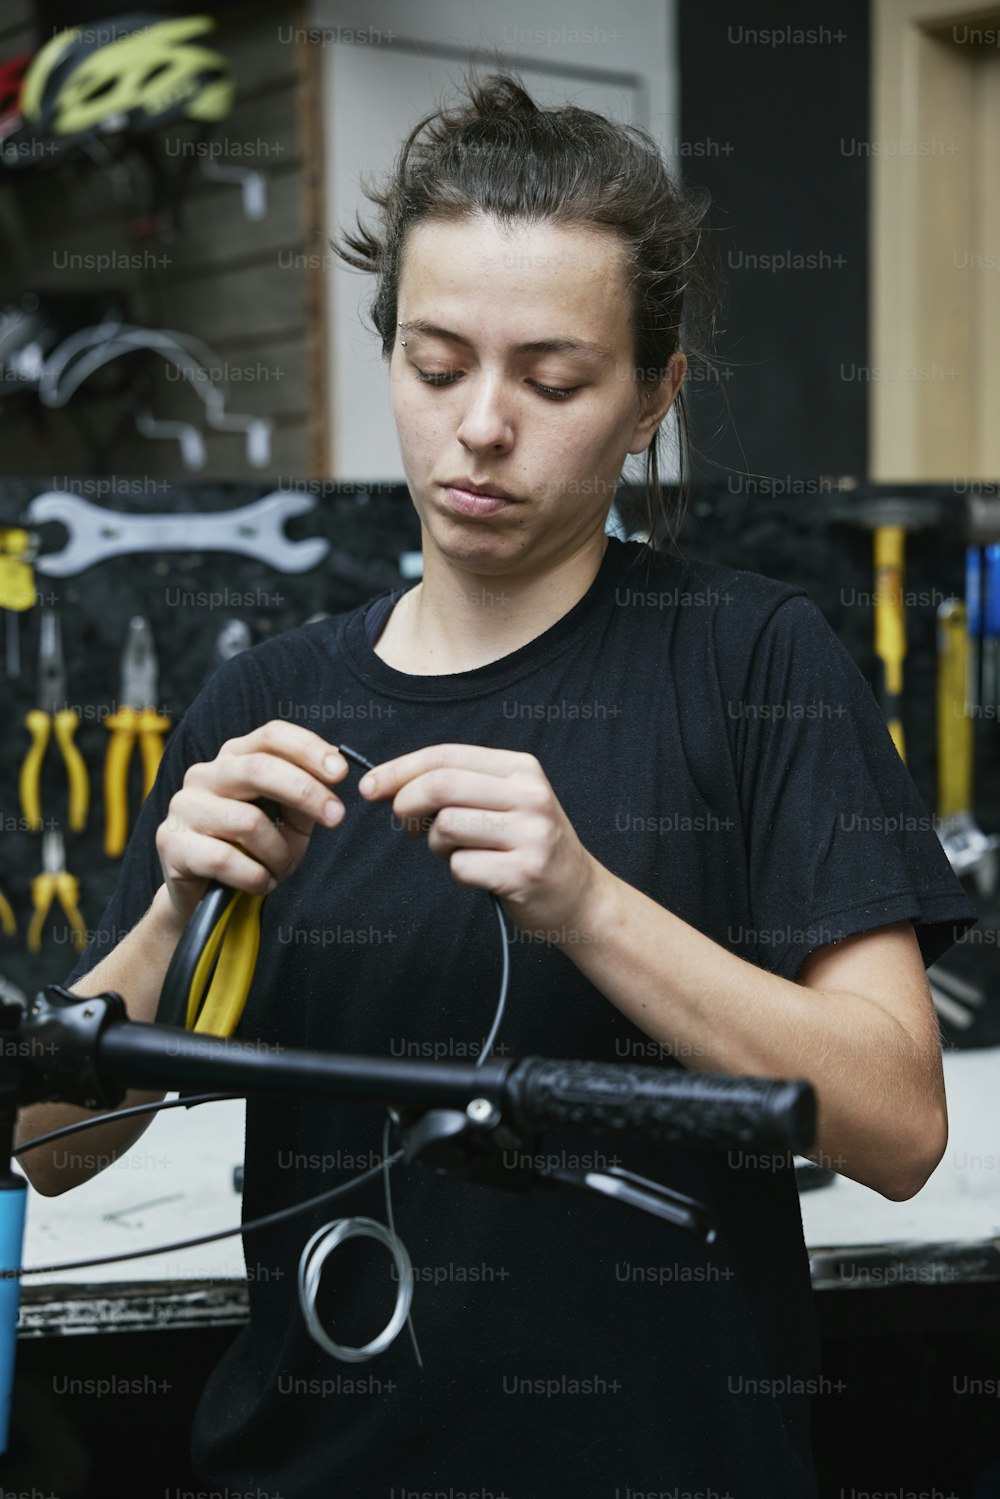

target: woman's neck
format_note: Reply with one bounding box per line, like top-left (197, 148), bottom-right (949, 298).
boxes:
top-left (373, 537), bottom-right (609, 675)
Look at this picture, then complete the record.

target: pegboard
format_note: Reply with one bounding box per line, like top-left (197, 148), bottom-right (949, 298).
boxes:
top-left (0, 480), bottom-right (996, 1035)
top-left (0, 482), bottom-right (420, 1002)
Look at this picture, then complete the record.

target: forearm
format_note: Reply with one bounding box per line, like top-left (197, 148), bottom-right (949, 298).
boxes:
top-left (14, 884), bottom-right (187, 1196)
top-left (555, 862), bottom-right (940, 1200)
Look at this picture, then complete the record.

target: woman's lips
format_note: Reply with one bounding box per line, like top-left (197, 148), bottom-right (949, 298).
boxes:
top-left (441, 485), bottom-right (517, 516)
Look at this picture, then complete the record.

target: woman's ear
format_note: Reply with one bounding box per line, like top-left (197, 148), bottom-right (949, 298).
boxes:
top-left (628, 351), bottom-right (687, 454)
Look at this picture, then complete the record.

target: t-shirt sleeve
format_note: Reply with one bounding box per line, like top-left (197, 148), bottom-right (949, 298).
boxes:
top-left (58, 651), bottom-right (268, 993)
top-left (734, 592), bottom-right (979, 984)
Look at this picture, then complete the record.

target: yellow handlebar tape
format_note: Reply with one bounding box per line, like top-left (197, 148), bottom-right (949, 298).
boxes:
top-left (192, 890), bottom-right (265, 1037)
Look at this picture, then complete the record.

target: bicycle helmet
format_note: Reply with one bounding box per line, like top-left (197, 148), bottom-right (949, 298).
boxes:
top-left (20, 12), bottom-right (234, 141)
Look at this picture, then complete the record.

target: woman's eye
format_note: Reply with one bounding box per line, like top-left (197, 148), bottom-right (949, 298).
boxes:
top-left (414, 369), bottom-right (579, 400)
top-left (534, 383), bottom-right (579, 400)
top-left (415, 370), bottom-right (458, 387)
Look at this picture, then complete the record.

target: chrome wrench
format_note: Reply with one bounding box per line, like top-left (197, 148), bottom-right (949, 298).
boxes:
top-left (24, 491), bottom-right (330, 576)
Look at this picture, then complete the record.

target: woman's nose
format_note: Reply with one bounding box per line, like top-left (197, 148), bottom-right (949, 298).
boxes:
top-left (454, 377), bottom-right (514, 450)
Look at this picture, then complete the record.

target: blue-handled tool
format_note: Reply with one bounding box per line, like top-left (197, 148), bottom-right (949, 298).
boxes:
top-left (985, 543), bottom-right (1000, 714)
top-left (966, 546), bottom-right (982, 717)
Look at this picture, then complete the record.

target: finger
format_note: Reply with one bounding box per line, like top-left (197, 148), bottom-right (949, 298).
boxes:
top-left (222, 720), bottom-right (350, 785)
top-left (163, 787), bottom-right (302, 877)
top-left (188, 750), bottom-right (345, 831)
top-left (389, 768), bottom-right (538, 828)
top-left (425, 805), bottom-right (519, 855)
top-left (360, 744), bottom-right (535, 801)
top-left (160, 828), bottom-right (282, 896)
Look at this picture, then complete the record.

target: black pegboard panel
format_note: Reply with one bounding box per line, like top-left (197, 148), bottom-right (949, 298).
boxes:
top-left (671, 483), bottom-right (996, 829)
top-left (672, 481), bottom-right (1000, 1048)
top-left (0, 481), bottom-right (423, 1001)
top-left (0, 479), bottom-right (996, 1043)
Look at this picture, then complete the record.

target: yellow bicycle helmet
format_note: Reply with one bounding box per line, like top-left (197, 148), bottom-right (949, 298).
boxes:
top-left (20, 12), bottom-right (234, 142)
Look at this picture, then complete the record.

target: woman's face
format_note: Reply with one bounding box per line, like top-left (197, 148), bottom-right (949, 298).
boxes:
top-left (389, 213), bottom-right (685, 570)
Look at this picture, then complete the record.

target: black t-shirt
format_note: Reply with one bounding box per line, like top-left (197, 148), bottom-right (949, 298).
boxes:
top-left (62, 537), bottom-right (977, 1498)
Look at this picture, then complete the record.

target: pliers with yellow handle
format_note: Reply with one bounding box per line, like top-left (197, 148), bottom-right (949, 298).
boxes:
top-left (19, 609), bottom-right (89, 833)
top-left (27, 829), bottom-right (86, 954)
top-left (104, 616), bottom-right (172, 858)
top-left (0, 882), bottom-right (15, 938)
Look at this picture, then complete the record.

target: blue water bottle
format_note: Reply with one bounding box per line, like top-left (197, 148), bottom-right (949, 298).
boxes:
top-left (0, 1172), bottom-right (27, 1451)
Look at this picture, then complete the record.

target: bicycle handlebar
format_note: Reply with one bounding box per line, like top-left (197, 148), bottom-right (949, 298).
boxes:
top-left (505, 1055), bottom-right (815, 1153)
top-left (26, 984), bottom-right (816, 1154)
top-left (0, 984), bottom-right (818, 1456)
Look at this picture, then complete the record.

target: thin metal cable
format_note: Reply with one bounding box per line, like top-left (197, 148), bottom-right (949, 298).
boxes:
top-left (15, 741), bottom-right (511, 1368)
top-left (292, 742), bottom-right (510, 1363)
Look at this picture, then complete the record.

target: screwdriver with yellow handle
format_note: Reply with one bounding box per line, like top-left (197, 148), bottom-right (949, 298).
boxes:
top-left (874, 525), bottom-right (907, 763)
top-left (0, 526), bottom-right (36, 679)
top-left (936, 598), bottom-right (1000, 893)
top-left (104, 616), bottom-right (172, 858)
top-left (831, 497), bottom-right (942, 766)
top-left (19, 609), bottom-right (89, 833)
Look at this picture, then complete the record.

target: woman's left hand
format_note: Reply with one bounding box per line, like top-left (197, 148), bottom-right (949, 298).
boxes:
top-left (357, 744), bottom-right (602, 937)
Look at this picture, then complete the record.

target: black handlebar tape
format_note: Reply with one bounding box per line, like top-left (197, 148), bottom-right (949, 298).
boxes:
top-left (504, 1058), bottom-right (817, 1155)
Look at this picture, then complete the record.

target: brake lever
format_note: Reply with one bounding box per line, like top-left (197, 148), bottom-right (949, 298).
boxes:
top-left (397, 1107), bottom-right (717, 1244)
top-left (540, 1164), bottom-right (717, 1245)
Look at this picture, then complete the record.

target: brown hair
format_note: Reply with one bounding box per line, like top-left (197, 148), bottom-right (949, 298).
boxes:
top-left (329, 65), bottom-right (724, 570)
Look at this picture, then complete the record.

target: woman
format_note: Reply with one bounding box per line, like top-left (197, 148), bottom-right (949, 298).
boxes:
top-left (38, 70), bottom-right (975, 1496)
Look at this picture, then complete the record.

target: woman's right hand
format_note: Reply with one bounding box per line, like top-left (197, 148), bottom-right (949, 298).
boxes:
top-left (155, 721), bottom-right (350, 926)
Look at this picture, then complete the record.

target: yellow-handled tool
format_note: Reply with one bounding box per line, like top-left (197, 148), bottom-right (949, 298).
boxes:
top-left (829, 496), bottom-right (942, 765)
top-left (26, 829), bottom-right (86, 953)
top-left (874, 525), bottom-right (907, 763)
top-left (104, 617), bottom-right (172, 858)
top-left (104, 705), bottom-right (172, 855)
top-left (936, 598), bottom-right (1000, 890)
top-left (18, 609), bottom-right (89, 832)
top-left (0, 884), bottom-right (15, 937)
top-left (0, 525), bottom-right (36, 679)
top-left (937, 600), bottom-right (971, 824)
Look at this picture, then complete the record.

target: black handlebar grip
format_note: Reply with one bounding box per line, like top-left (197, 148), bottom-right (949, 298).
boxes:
top-left (505, 1058), bottom-right (817, 1155)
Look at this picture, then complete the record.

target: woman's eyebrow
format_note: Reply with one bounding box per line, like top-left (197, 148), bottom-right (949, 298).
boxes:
top-left (400, 320), bottom-right (612, 363)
